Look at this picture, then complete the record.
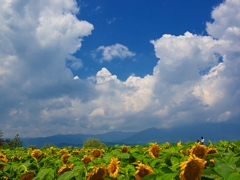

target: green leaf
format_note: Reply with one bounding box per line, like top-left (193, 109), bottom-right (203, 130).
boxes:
top-left (117, 152), bottom-right (130, 160)
top-left (0, 161), bottom-right (6, 165)
top-left (224, 152), bottom-right (237, 163)
top-left (57, 170), bottom-right (75, 180)
top-left (130, 151), bottom-right (144, 160)
top-left (142, 173), bottom-right (157, 180)
top-left (214, 163), bottom-right (237, 179)
top-left (160, 166), bottom-right (174, 174)
top-left (228, 173), bottom-right (240, 180)
top-left (202, 167), bottom-right (220, 179)
top-left (73, 165), bottom-right (85, 180)
top-left (157, 172), bottom-right (177, 180)
top-left (170, 156), bottom-right (179, 166)
top-left (125, 164), bottom-right (135, 173)
top-left (33, 168), bottom-right (55, 180)
top-left (117, 174), bottom-right (126, 180)
top-left (102, 153), bottom-right (113, 163)
top-left (123, 163), bottom-right (135, 179)
top-left (149, 159), bottom-right (161, 168)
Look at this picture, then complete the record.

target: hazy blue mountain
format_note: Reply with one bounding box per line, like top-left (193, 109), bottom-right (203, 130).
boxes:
top-left (20, 122), bottom-right (240, 148)
top-left (81, 131), bottom-right (137, 142)
top-left (121, 122), bottom-right (240, 144)
top-left (22, 134), bottom-right (88, 148)
top-left (21, 131), bottom-right (136, 148)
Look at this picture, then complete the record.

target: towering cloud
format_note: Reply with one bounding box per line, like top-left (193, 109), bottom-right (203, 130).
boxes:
top-left (0, 0), bottom-right (239, 137)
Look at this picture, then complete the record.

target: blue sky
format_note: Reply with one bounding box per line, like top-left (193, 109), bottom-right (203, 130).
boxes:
top-left (0, 0), bottom-right (240, 138)
top-left (74, 0), bottom-right (223, 80)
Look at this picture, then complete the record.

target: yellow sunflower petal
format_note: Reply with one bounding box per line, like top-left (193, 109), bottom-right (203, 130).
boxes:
top-left (179, 155), bottom-right (206, 180)
top-left (108, 157), bottom-right (120, 178)
top-left (134, 163), bottom-right (153, 180)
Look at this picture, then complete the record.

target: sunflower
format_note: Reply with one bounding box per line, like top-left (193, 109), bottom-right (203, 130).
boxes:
top-left (180, 150), bottom-right (186, 156)
top-left (58, 148), bottom-right (69, 155)
top-left (92, 149), bottom-right (102, 158)
top-left (0, 152), bottom-right (8, 170)
top-left (207, 147), bottom-right (218, 154)
top-left (57, 162), bottom-right (74, 177)
top-left (20, 172), bottom-right (35, 180)
top-left (108, 157), bottom-right (120, 178)
top-left (72, 149), bottom-right (81, 155)
top-left (61, 153), bottom-right (71, 164)
top-left (81, 155), bottom-right (93, 164)
top-left (21, 172), bottom-right (35, 180)
top-left (165, 142), bottom-right (170, 149)
top-left (205, 158), bottom-right (216, 167)
top-left (101, 149), bottom-right (106, 153)
top-left (87, 166), bottom-right (107, 180)
top-left (49, 146), bottom-right (58, 155)
top-left (121, 145), bottom-right (130, 153)
top-left (134, 163), bottom-right (154, 180)
top-left (149, 142), bottom-right (161, 158)
top-left (179, 155), bottom-right (206, 180)
top-left (0, 152), bottom-right (7, 158)
top-left (11, 155), bottom-right (22, 161)
top-left (180, 148), bottom-right (191, 156)
top-left (0, 152), bottom-right (7, 160)
top-left (86, 149), bottom-right (92, 153)
top-left (177, 141), bottom-right (182, 147)
top-left (27, 149), bottom-right (32, 155)
top-left (209, 158), bottom-right (215, 164)
top-left (31, 149), bottom-right (44, 161)
top-left (191, 143), bottom-right (208, 159)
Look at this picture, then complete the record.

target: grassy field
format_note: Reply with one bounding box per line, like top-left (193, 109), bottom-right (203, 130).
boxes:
top-left (0, 140), bottom-right (240, 179)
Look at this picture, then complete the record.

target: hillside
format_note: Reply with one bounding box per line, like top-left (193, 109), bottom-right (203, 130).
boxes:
top-left (20, 122), bottom-right (240, 148)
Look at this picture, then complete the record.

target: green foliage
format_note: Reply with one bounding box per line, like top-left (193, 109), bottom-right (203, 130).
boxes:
top-left (82, 138), bottom-right (106, 149)
top-left (0, 129), bottom-right (4, 146)
top-left (0, 132), bottom-right (23, 149)
top-left (0, 140), bottom-right (239, 179)
top-left (42, 142), bottom-right (53, 149)
top-left (0, 130), bottom-right (3, 138)
top-left (10, 134), bottom-right (23, 148)
top-left (25, 140), bottom-right (37, 149)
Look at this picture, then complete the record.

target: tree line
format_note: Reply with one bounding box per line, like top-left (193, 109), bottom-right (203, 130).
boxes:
top-left (1, 129), bottom-right (106, 149)
top-left (0, 130), bottom-right (22, 149)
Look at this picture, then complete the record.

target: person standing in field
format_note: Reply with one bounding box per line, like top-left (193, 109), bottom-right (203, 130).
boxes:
top-left (201, 137), bottom-right (204, 145)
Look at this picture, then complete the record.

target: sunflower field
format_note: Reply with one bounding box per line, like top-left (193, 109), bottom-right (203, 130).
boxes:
top-left (0, 140), bottom-right (240, 180)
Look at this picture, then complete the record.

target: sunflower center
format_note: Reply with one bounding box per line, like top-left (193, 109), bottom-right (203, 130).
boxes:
top-left (110, 164), bottom-right (117, 172)
top-left (21, 172), bottom-right (35, 180)
top-left (83, 157), bottom-right (92, 164)
top-left (194, 148), bottom-right (205, 158)
top-left (93, 150), bottom-right (101, 158)
top-left (0, 165), bottom-right (5, 171)
top-left (91, 168), bottom-right (105, 180)
top-left (184, 160), bottom-right (201, 180)
top-left (154, 149), bottom-right (160, 155)
top-left (61, 167), bottom-right (70, 175)
top-left (138, 168), bottom-right (149, 178)
top-left (122, 147), bottom-right (128, 152)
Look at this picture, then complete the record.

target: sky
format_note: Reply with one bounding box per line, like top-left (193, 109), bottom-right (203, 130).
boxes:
top-left (0, 0), bottom-right (240, 138)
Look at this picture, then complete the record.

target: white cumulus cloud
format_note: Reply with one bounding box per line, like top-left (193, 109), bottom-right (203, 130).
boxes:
top-left (97, 43), bottom-right (136, 61)
top-left (0, 0), bottom-right (239, 138)
top-left (0, 0), bottom-right (94, 137)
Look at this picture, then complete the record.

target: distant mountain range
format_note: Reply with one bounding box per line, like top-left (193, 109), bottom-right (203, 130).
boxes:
top-left (21, 122), bottom-right (240, 148)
